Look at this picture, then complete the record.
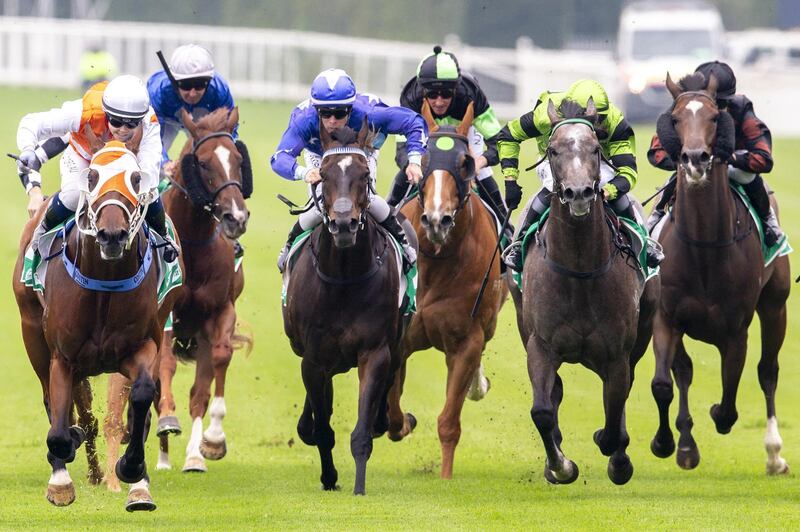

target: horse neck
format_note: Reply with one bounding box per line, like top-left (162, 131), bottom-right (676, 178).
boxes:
top-left (315, 219), bottom-right (379, 279)
top-left (674, 161), bottom-right (734, 243)
top-left (546, 196), bottom-right (611, 270)
top-left (169, 186), bottom-right (218, 241)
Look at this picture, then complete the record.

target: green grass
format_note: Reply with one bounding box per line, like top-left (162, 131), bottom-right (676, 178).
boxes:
top-left (0, 86), bottom-right (799, 529)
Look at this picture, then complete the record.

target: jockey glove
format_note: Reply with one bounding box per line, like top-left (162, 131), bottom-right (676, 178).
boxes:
top-left (504, 179), bottom-right (522, 211)
top-left (18, 149), bottom-right (43, 173)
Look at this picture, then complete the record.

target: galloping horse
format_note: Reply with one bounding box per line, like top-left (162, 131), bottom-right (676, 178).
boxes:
top-left (104, 107), bottom-right (252, 481)
top-left (511, 98), bottom-right (659, 484)
top-left (283, 123), bottom-right (408, 495)
top-left (13, 141), bottom-right (180, 509)
top-left (389, 102), bottom-right (506, 478)
top-left (649, 73), bottom-right (791, 474)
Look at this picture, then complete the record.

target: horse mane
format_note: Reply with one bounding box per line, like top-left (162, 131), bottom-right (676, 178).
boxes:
top-left (557, 98), bottom-right (607, 138)
top-left (330, 126), bottom-right (359, 146)
top-left (676, 72), bottom-right (707, 92)
top-left (194, 107), bottom-right (232, 133)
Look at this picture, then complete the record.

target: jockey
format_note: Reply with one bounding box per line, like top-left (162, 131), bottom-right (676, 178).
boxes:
top-left (16, 74), bottom-right (178, 261)
top-left (147, 44), bottom-right (237, 177)
top-left (498, 79), bottom-right (663, 272)
top-left (645, 61), bottom-right (783, 246)
top-left (387, 46), bottom-right (509, 228)
top-left (271, 68), bottom-right (427, 273)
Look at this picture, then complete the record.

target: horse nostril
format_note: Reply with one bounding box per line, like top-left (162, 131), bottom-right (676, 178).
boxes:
top-left (328, 221), bottom-right (340, 234)
top-left (700, 152), bottom-right (710, 164)
top-left (581, 186), bottom-right (595, 200)
top-left (563, 188), bottom-right (575, 201)
top-left (349, 218), bottom-right (359, 232)
top-left (96, 229), bottom-right (108, 245)
top-left (117, 230), bottom-right (129, 244)
top-left (681, 153), bottom-right (690, 165)
top-left (420, 214), bottom-right (430, 227)
top-left (440, 215), bottom-right (453, 228)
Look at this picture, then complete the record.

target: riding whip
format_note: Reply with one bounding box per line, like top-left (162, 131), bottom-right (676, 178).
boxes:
top-left (641, 175), bottom-right (676, 207)
top-left (156, 50), bottom-right (179, 92)
top-left (470, 207), bottom-right (514, 318)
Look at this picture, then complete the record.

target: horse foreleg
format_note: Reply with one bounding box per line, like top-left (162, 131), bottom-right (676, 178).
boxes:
top-left (103, 373), bottom-right (131, 491)
top-left (200, 305), bottom-right (236, 461)
top-left (438, 334), bottom-right (482, 480)
top-left (156, 331), bottom-right (181, 438)
top-left (73, 378), bottom-right (101, 485)
top-left (115, 340), bottom-right (158, 486)
top-left (46, 354), bottom-right (81, 463)
top-left (387, 357), bottom-right (417, 441)
top-left (351, 346), bottom-right (391, 495)
top-left (527, 338), bottom-right (577, 484)
top-left (672, 340), bottom-right (699, 469)
top-left (710, 333), bottom-right (747, 435)
top-left (302, 360), bottom-right (338, 491)
top-left (594, 358), bottom-right (633, 484)
top-left (650, 311), bottom-right (679, 460)
top-left (183, 338), bottom-right (214, 473)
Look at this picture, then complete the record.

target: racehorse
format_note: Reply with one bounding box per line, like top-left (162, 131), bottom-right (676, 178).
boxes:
top-left (12, 141), bottom-right (180, 510)
top-left (510, 98), bottom-right (659, 484)
top-left (389, 102), bottom-right (507, 478)
top-left (283, 122), bottom-right (408, 495)
top-left (103, 107), bottom-right (252, 481)
top-left (649, 72), bottom-right (791, 474)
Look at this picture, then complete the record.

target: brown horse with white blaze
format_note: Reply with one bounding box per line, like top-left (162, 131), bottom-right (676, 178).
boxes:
top-left (649, 72), bottom-right (791, 474)
top-left (389, 102), bottom-right (507, 479)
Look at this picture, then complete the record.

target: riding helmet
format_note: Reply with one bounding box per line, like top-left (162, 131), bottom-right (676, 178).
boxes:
top-left (565, 79), bottom-right (610, 114)
top-left (695, 61), bottom-right (736, 101)
top-left (102, 75), bottom-right (150, 119)
top-left (416, 46), bottom-right (461, 90)
top-left (310, 68), bottom-right (357, 107)
top-left (170, 44), bottom-right (215, 80)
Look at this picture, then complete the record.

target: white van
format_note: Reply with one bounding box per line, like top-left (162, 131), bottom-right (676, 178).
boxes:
top-left (617, 1), bottom-right (726, 121)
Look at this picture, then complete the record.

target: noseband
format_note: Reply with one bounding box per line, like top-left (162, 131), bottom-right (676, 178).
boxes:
top-left (672, 92), bottom-right (719, 177)
top-left (193, 131), bottom-right (243, 216)
top-left (313, 146), bottom-right (371, 230)
top-left (546, 118), bottom-right (602, 205)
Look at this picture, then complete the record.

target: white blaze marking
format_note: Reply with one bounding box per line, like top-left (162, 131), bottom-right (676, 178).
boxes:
top-left (204, 397), bottom-right (226, 443)
top-left (686, 100), bottom-right (704, 115)
top-left (337, 155), bottom-right (353, 174)
top-left (432, 170), bottom-right (445, 215)
top-left (230, 198), bottom-right (247, 224)
top-left (214, 145), bottom-right (231, 180)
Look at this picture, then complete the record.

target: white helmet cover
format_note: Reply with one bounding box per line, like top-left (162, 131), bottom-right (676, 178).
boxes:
top-left (102, 75), bottom-right (149, 119)
top-left (170, 44), bottom-right (215, 81)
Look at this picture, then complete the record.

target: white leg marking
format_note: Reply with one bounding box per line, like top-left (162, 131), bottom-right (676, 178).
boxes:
top-left (765, 416), bottom-right (789, 475)
top-left (214, 145), bottom-right (231, 179)
top-left (156, 449), bottom-right (172, 471)
top-left (466, 363), bottom-right (490, 401)
top-left (337, 155), bottom-right (353, 174)
top-left (129, 478), bottom-right (149, 492)
top-left (185, 416), bottom-right (204, 458)
top-left (49, 468), bottom-right (72, 486)
top-left (203, 397), bottom-right (226, 443)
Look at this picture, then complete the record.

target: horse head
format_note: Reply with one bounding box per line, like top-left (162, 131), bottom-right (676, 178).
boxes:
top-left (546, 97), bottom-right (603, 218)
top-left (417, 101), bottom-right (476, 245)
top-left (82, 141), bottom-right (147, 260)
top-left (317, 118), bottom-right (373, 248)
top-left (179, 107), bottom-right (250, 238)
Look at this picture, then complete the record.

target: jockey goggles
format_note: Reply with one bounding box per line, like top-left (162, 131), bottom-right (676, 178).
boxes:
top-left (106, 113), bottom-right (143, 129)
top-left (177, 77), bottom-right (211, 91)
top-left (317, 107), bottom-right (351, 120)
top-left (425, 88), bottom-right (454, 100)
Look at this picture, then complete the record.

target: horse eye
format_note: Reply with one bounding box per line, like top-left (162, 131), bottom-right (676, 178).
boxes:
top-left (548, 148), bottom-right (558, 157)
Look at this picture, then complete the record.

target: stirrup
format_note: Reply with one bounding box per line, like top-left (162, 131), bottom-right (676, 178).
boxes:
top-left (502, 241), bottom-right (523, 272)
top-left (645, 238), bottom-right (664, 268)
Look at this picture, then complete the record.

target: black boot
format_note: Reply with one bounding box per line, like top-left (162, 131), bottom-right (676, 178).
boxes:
top-left (611, 195), bottom-right (664, 268)
top-left (477, 176), bottom-right (514, 237)
top-left (645, 173), bottom-right (677, 233)
top-left (277, 221), bottom-right (305, 273)
top-left (742, 175), bottom-right (783, 247)
top-left (501, 188), bottom-right (549, 272)
top-left (386, 169), bottom-right (412, 208)
top-left (379, 215), bottom-right (416, 272)
top-left (32, 192), bottom-right (74, 254)
top-left (146, 199), bottom-right (178, 263)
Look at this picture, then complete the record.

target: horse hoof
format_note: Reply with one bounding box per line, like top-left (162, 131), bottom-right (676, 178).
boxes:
top-left (767, 458), bottom-right (789, 476)
top-left (650, 435), bottom-right (676, 458)
top-left (608, 457), bottom-right (634, 485)
top-left (182, 455), bottom-right (207, 473)
top-left (709, 404), bottom-right (737, 434)
top-left (46, 482), bottom-right (75, 506)
top-left (544, 460), bottom-right (579, 485)
top-left (321, 483), bottom-right (341, 491)
top-left (676, 446), bottom-right (700, 470)
top-left (115, 457), bottom-right (146, 484)
top-left (126, 488), bottom-right (157, 512)
top-left (200, 437), bottom-right (227, 460)
top-left (156, 416), bottom-right (182, 437)
top-left (406, 412), bottom-right (417, 432)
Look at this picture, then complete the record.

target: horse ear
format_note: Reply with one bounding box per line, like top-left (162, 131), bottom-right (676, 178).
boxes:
top-left (458, 152), bottom-right (475, 180)
top-left (706, 73), bottom-right (718, 98)
top-left (420, 100), bottom-right (439, 133)
top-left (87, 168), bottom-right (100, 191)
top-left (226, 107), bottom-right (239, 133)
top-left (665, 72), bottom-right (681, 99)
top-left (84, 123), bottom-right (104, 154)
top-left (181, 108), bottom-right (198, 138)
top-left (456, 102), bottom-right (474, 137)
top-left (319, 116), bottom-right (333, 150)
top-left (356, 116), bottom-right (370, 148)
top-left (585, 96), bottom-right (597, 120)
top-left (547, 99), bottom-right (559, 125)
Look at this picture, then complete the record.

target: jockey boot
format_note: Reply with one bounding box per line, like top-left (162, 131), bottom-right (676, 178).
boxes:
top-left (146, 198), bottom-right (179, 263)
top-left (379, 215), bottom-right (417, 273)
top-left (644, 173), bottom-right (677, 233)
top-left (386, 169), bottom-right (412, 208)
top-left (233, 240), bottom-right (244, 259)
top-left (477, 176), bottom-right (514, 238)
top-left (277, 221), bottom-right (304, 273)
top-left (501, 187), bottom-right (550, 272)
top-left (742, 175), bottom-right (783, 247)
top-left (611, 197), bottom-right (664, 268)
top-left (32, 192), bottom-right (74, 255)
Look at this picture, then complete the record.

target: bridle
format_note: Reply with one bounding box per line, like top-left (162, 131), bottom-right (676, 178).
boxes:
top-left (312, 146), bottom-right (371, 231)
top-left (672, 91), bottom-right (719, 177)
top-left (417, 129), bottom-right (473, 224)
top-left (543, 118), bottom-right (604, 206)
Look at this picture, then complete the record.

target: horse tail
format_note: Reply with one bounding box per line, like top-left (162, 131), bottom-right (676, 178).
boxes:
top-left (231, 319), bottom-right (254, 357)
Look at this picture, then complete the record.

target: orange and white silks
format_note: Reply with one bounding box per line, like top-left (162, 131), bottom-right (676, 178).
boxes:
top-left (69, 81), bottom-right (112, 161)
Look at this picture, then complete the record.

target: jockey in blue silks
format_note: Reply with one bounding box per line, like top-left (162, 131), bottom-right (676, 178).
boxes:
top-left (272, 68), bottom-right (427, 272)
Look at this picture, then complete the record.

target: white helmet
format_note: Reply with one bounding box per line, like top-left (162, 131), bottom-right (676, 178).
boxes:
top-left (102, 75), bottom-right (149, 119)
top-left (170, 44), bottom-right (215, 80)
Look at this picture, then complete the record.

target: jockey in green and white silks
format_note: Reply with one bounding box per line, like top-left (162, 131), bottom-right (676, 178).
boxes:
top-left (497, 79), bottom-right (663, 271)
top-left (388, 46), bottom-right (509, 229)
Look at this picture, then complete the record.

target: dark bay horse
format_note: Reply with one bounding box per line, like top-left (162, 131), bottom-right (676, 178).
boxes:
top-left (511, 98), bottom-right (659, 485)
top-left (649, 73), bottom-right (790, 474)
top-left (104, 107), bottom-right (252, 480)
top-left (283, 123), bottom-right (407, 495)
top-left (390, 102), bottom-right (507, 478)
top-left (12, 142), bottom-right (180, 509)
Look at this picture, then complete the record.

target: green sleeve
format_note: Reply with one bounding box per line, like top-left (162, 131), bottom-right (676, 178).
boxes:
top-left (497, 110), bottom-right (540, 180)
top-left (604, 105), bottom-right (638, 193)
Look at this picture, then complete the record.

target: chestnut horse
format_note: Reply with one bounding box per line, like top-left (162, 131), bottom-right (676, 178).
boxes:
top-left (389, 102), bottom-right (506, 478)
top-left (12, 142), bottom-right (180, 510)
top-left (511, 98), bottom-right (659, 484)
top-left (283, 123), bottom-right (408, 495)
top-left (649, 72), bottom-right (791, 474)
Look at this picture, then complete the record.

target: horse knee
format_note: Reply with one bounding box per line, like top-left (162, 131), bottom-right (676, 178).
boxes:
top-left (437, 417), bottom-right (461, 446)
top-left (130, 377), bottom-right (156, 410)
top-left (211, 343), bottom-right (233, 369)
top-left (531, 407), bottom-right (555, 433)
top-left (651, 379), bottom-right (674, 404)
